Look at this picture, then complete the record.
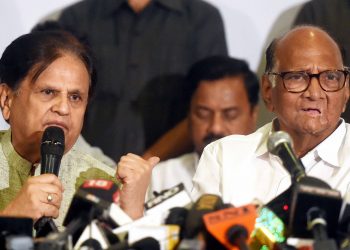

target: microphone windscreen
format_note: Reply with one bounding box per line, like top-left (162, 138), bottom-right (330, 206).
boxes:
top-left (64, 179), bottom-right (120, 226)
top-left (132, 237), bottom-right (160, 250)
top-left (267, 130), bottom-right (292, 156)
top-left (183, 194), bottom-right (224, 238)
top-left (80, 238), bottom-right (103, 250)
top-left (40, 126), bottom-right (65, 175)
top-left (267, 131), bottom-right (306, 183)
top-left (203, 204), bottom-right (257, 249)
top-left (108, 237), bottom-right (160, 250)
top-left (63, 179), bottom-right (120, 244)
top-left (41, 126), bottom-right (64, 155)
top-left (165, 207), bottom-right (188, 239)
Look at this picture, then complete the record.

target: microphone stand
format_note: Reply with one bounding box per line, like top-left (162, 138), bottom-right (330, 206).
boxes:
top-left (307, 207), bottom-right (338, 250)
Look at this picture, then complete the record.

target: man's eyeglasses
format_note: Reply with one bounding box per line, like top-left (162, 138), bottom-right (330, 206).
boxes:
top-left (267, 69), bottom-right (349, 93)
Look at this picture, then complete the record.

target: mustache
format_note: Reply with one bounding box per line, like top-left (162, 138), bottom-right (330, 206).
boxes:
top-left (203, 133), bottom-right (225, 147)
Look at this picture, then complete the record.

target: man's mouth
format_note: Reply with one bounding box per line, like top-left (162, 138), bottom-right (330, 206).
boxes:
top-left (302, 108), bottom-right (321, 115)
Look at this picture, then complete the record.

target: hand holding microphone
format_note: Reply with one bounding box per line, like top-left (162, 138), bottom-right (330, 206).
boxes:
top-left (0, 174), bottom-right (63, 221)
top-left (2, 127), bottom-right (64, 224)
top-left (34, 126), bottom-right (65, 236)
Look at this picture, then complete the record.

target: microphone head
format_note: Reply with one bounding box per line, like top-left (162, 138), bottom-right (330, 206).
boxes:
top-left (131, 237), bottom-right (160, 250)
top-left (41, 126), bottom-right (65, 156)
top-left (64, 179), bottom-right (120, 226)
top-left (267, 131), bottom-right (293, 155)
top-left (183, 194), bottom-right (224, 238)
top-left (63, 179), bottom-right (120, 244)
top-left (165, 207), bottom-right (189, 239)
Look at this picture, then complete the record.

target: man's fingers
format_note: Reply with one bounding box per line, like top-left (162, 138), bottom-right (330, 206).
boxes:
top-left (41, 191), bottom-right (62, 208)
top-left (28, 174), bottom-right (63, 191)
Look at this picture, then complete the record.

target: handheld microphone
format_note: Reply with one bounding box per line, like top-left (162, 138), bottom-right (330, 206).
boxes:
top-left (34, 126), bottom-right (65, 237)
top-left (40, 126), bottom-right (65, 175)
top-left (267, 131), bottom-right (305, 183)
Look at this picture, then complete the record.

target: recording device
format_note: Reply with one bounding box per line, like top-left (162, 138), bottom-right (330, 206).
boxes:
top-left (266, 130), bottom-right (342, 249)
top-left (35, 126), bottom-right (65, 237)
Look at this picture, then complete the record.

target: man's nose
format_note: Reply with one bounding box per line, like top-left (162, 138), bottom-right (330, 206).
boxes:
top-left (52, 95), bottom-right (70, 115)
top-left (208, 114), bottom-right (224, 134)
top-left (303, 76), bottom-right (325, 99)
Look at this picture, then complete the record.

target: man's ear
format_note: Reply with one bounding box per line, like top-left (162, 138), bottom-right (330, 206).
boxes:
top-left (342, 76), bottom-right (350, 113)
top-left (261, 74), bottom-right (274, 112)
top-left (0, 84), bottom-right (13, 121)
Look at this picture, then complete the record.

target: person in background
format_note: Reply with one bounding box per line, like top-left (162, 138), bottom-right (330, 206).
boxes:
top-left (148, 56), bottom-right (259, 197)
top-left (192, 25), bottom-right (350, 206)
top-left (58, 0), bottom-right (228, 161)
top-left (0, 30), bottom-right (157, 229)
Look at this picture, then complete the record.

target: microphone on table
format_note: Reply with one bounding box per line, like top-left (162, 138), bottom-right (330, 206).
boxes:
top-left (182, 193), bottom-right (224, 239)
top-left (64, 179), bottom-right (131, 247)
top-left (267, 131), bottom-right (342, 249)
top-left (113, 183), bottom-right (192, 237)
top-left (177, 194), bottom-right (228, 250)
top-left (110, 184), bottom-right (192, 249)
top-left (203, 204), bottom-right (257, 250)
top-left (34, 126), bottom-right (65, 237)
top-left (38, 179), bottom-right (131, 249)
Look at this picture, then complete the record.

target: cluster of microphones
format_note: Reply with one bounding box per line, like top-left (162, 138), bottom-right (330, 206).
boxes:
top-left (2, 127), bottom-right (350, 250)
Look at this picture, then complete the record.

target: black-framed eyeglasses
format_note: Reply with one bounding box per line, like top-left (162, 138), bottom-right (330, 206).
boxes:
top-left (267, 69), bottom-right (349, 93)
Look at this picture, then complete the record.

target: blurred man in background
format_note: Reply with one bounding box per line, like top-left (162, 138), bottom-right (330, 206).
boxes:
top-left (148, 55), bottom-right (259, 196)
